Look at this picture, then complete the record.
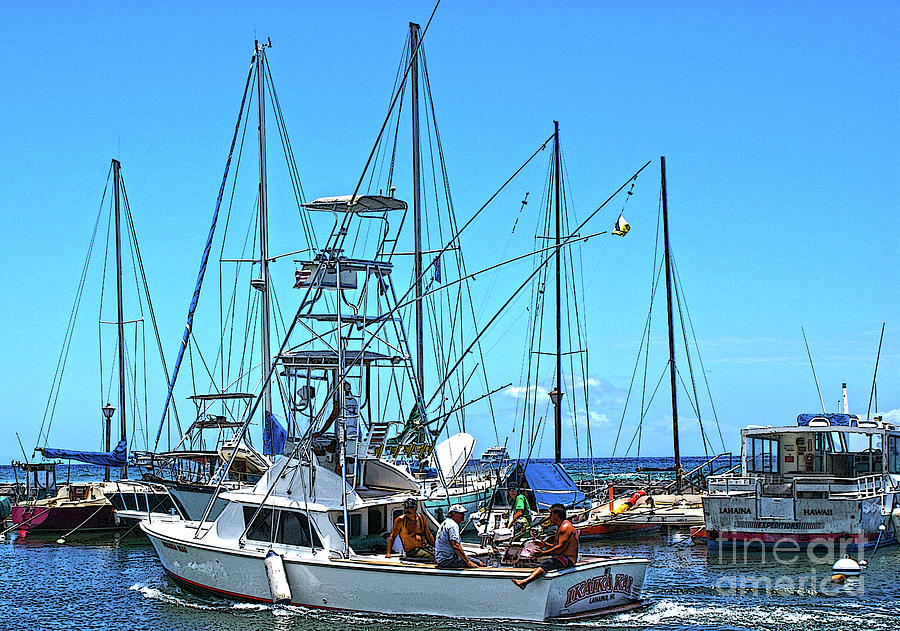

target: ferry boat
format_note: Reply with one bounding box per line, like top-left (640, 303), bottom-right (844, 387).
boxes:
top-left (703, 413), bottom-right (900, 550)
top-left (479, 446), bottom-right (511, 469)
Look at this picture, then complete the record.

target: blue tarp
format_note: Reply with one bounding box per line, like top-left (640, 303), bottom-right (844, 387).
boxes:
top-left (263, 412), bottom-right (286, 456)
top-left (519, 462), bottom-right (587, 510)
top-left (797, 413), bottom-right (859, 427)
top-left (41, 439), bottom-right (127, 466)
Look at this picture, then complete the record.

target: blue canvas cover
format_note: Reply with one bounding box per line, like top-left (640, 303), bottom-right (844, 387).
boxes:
top-left (263, 412), bottom-right (287, 456)
top-left (41, 439), bottom-right (127, 466)
top-left (797, 413), bottom-right (859, 427)
top-left (521, 462), bottom-right (587, 510)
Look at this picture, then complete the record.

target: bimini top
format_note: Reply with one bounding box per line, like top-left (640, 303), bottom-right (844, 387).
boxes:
top-left (302, 195), bottom-right (407, 213)
top-left (797, 413), bottom-right (860, 427)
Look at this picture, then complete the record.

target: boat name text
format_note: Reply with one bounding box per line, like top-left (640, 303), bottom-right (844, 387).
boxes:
top-left (564, 573), bottom-right (634, 607)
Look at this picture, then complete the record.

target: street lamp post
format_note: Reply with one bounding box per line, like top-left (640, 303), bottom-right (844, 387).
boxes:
top-left (101, 403), bottom-right (115, 482)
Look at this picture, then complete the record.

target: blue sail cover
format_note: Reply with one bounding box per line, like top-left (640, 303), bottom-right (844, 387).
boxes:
top-left (797, 413), bottom-right (859, 427)
top-left (42, 439), bottom-right (127, 466)
top-left (521, 462), bottom-right (587, 510)
top-left (263, 412), bottom-right (286, 456)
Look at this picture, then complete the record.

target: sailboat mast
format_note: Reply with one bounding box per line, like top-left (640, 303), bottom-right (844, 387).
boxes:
top-left (112, 158), bottom-right (127, 478)
top-left (255, 40), bottom-right (273, 421)
top-left (660, 156), bottom-right (682, 493)
top-left (553, 121), bottom-right (563, 464)
top-left (410, 22), bottom-right (424, 396)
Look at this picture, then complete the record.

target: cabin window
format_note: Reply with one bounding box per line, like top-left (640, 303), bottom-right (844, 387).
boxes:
top-left (243, 507), bottom-right (275, 542)
top-left (888, 436), bottom-right (900, 474)
top-left (368, 507), bottom-right (384, 535)
top-left (244, 507), bottom-right (322, 547)
top-left (747, 437), bottom-right (779, 474)
top-left (276, 510), bottom-right (322, 548)
top-left (350, 513), bottom-right (362, 538)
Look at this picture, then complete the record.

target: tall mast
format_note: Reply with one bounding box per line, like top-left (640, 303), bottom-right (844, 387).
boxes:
top-left (410, 22), bottom-right (424, 397)
top-left (661, 156), bottom-right (682, 493)
top-left (112, 158), bottom-right (127, 478)
top-left (255, 40), bottom-right (273, 421)
top-left (553, 121), bottom-right (563, 464)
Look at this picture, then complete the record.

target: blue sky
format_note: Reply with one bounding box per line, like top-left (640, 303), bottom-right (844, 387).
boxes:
top-left (2, 2), bottom-right (898, 463)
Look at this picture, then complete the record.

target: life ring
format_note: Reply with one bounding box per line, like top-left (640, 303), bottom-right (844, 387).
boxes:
top-left (804, 452), bottom-right (815, 469)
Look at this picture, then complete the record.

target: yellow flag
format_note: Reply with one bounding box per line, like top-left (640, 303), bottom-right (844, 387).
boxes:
top-left (613, 213), bottom-right (631, 236)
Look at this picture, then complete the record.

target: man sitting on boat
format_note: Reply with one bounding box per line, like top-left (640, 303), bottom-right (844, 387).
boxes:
top-left (512, 503), bottom-right (578, 589)
top-left (506, 487), bottom-right (532, 533)
top-left (435, 505), bottom-right (481, 568)
top-left (386, 498), bottom-right (435, 560)
top-left (316, 381), bottom-right (360, 476)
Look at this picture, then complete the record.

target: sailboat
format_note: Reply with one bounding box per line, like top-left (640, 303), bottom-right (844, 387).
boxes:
top-left (572, 156), bottom-right (708, 538)
top-left (140, 37), bottom-right (649, 621)
top-left (12, 159), bottom-right (175, 535)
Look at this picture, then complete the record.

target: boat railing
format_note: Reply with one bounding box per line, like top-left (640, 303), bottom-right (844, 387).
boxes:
top-left (793, 473), bottom-right (884, 499)
top-left (708, 472), bottom-right (885, 499)
top-left (707, 474), bottom-right (770, 496)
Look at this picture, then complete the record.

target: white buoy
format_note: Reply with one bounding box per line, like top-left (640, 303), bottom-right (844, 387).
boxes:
top-left (264, 550), bottom-right (292, 604)
top-left (831, 555), bottom-right (861, 576)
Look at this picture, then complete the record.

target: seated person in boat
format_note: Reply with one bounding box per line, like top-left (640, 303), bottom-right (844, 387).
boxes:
top-left (512, 503), bottom-right (578, 589)
top-left (506, 487), bottom-right (532, 533)
top-left (386, 498), bottom-right (435, 560)
top-left (315, 381), bottom-right (360, 474)
top-left (435, 504), bottom-right (481, 568)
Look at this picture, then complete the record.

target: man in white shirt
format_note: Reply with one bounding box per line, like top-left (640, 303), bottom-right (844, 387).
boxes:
top-left (435, 505), bottom-right (481, 568)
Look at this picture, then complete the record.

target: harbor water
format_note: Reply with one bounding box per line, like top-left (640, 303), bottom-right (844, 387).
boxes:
top-left (2, 460), bottom-right (898, 630)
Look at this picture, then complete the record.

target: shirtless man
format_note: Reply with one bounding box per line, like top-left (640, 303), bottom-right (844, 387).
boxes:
top-left (512, 503), bottom-right (578, 589)
top-left (386, 498), bottom-right (435, 560)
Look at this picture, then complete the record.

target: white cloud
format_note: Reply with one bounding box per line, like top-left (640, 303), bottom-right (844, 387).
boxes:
top-left (504, 385), bottom-right (541, 399)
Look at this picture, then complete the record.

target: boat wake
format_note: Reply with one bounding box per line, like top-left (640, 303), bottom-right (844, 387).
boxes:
top-left (129, 583), bottom-right (268, 612)
top-left (611, 599), bottom-right (899, 629)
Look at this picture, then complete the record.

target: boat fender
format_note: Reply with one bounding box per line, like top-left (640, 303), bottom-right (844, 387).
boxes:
top-left (264, 550), bottom-right (292, 605)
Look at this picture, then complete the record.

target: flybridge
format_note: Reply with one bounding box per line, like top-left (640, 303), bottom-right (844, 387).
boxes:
top-left (301, 195), bottom-right (407, 213)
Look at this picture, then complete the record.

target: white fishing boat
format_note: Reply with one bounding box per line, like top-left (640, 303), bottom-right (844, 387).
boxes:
top-left (703, 411), bottom-right (900, 550)
top-left (142, 452), bottom-right (648, 620)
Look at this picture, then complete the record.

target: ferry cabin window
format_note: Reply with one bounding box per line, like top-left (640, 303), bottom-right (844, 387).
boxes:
top-left (243, 507), bottom-right (322, 547)
top-left (747, 437), bottom-right (779, 473)
top-left (888, 436), bottom-right (900, 474)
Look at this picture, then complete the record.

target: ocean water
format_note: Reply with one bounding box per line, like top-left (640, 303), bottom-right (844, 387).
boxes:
top-left (2, 458), bottom-right (897, 630)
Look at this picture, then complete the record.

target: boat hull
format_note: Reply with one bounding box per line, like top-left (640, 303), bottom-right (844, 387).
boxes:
top-left (702, 493), bottom-right (892, 550)
top-left (11, 504), bottom-right (120, 533)
top-left (142, 520), bottom-right (647, 621)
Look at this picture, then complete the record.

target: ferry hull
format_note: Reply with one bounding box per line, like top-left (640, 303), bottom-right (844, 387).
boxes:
top-left (702, 494), bottom-right (892, 550)
top-left (142, 520), bottom-right (647, 621)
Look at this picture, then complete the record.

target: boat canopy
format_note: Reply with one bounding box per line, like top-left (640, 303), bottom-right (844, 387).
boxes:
top-left (508, 462), bottom-right (587, 510)
top-left (797, 413), bottom-right (860, 427)
top-left (39, 439), bottom-right (127, 467)
top-left (302, 195), bottom-right (407, 213)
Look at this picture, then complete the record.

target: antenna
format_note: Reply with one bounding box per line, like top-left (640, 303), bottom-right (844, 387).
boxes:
top-left (801, 327), bottom-right (826, 413)
top-left (866, 322), bottom-right (885, 418)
